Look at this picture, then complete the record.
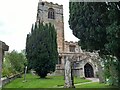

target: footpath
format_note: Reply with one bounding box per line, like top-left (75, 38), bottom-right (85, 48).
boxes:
top-left (56, 78), bottom-right (99, 88)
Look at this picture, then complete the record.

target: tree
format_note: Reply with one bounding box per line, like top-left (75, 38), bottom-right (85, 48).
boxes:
top-left (69, 2), bottom-right (108, 53)
top-left (69, 2), bottom-right (120, 86)
top-left (2, 50), bottom-right (27, 77)
top-left (103, 55), bottom-right (118, 86)
top-left (26, 22), bottom-right (58, 78)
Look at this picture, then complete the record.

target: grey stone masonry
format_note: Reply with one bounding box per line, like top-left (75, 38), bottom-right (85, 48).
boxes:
top-left (64, 55), bottom-right (75, 88)
top-left (0, 41), bottom-right (9, 88)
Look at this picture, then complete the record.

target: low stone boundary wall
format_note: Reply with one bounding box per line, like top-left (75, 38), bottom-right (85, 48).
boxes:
top-left (2, 73), bottom-right (22, 86)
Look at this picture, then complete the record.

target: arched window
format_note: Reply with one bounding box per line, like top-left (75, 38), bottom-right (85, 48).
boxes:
top-left (48, 8), bottom-right (55, 19)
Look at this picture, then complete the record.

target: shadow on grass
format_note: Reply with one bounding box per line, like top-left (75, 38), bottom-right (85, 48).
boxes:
top-left (36, 77), bottom-right (54, 80)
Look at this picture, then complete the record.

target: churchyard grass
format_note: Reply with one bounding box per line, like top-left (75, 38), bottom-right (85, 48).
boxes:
top-left (3, 73), bottom-right (91, 88)
top-left (3, 73), bottom-right (116, 88)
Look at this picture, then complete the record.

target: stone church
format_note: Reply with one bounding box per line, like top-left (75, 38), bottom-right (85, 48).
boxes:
top-left (36, 0), bottom-right (99, 78)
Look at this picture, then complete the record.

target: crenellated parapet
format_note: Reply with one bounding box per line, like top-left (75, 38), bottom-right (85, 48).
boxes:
top-left (64, 41), bottom-right (82, 53)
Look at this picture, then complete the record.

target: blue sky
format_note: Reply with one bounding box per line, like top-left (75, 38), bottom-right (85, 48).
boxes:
top-left (0, 0), bottom-right (79, 52)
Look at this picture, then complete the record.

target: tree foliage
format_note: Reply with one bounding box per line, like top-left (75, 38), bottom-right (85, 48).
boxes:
top-left (69, 2), bottom-right (120, 86)
top-left (103, 55), bottom-right (118, 86)
top-left (2, 50), bottom-right (27, 77)
top-left (26, 22), bottom-right (58, 78)
top-left (69, 2), bottom-right (108, 53)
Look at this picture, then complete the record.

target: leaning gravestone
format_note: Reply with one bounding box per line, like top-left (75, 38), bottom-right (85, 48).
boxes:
top-left (0, 41), bottom-right (9, 88)
top-left (64, 55), bottom-right (75, 88)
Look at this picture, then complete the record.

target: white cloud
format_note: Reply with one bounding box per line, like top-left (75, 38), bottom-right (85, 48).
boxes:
top-left (0, 0), bottom-right (79, 52)
top-left (0, 0), bottom-right (38, 51)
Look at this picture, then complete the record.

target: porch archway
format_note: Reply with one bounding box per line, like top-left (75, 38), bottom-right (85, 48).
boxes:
top-left (84, 63), bottom-right (94, 78)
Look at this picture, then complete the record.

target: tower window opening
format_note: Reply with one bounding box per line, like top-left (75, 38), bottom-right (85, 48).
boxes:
top-left (48, 8), bottom-right (55, 19)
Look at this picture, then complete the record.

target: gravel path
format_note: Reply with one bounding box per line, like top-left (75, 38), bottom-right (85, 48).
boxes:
top-left (57, 78), bottom-right (99, 88)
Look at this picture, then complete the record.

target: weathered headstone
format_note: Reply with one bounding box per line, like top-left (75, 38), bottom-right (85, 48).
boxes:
top-left (23, 66), bottom-right (27, 82)
top-left (92, 52), bottom-right (105, 83)
top-left (0, 41), bottom-right (9, 88)
top-left (64, 56), bottom-right (75, 88)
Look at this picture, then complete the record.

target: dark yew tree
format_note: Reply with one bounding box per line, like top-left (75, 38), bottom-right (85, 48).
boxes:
top-left (69, 2), bottom-right (120, 86)
top-left (26, 22), bottom-right (58, 78)
top-left (69, 2), bottom-right (108, 53)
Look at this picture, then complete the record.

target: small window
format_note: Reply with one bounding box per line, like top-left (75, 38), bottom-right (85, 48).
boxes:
top-left (48, 8), bottom-right (55, 19)
top-left (41, 2), bottom-right (44, 6)
top-left (58, 56), bottom-right (62, 64)
top-left (69, 45), bottom-right (75, 52)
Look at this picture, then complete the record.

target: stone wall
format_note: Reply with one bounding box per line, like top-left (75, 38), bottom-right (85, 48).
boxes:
top-left (2, 73), bottom-right (22, 86)
top-left (56, 52), bottom-right (99, 78)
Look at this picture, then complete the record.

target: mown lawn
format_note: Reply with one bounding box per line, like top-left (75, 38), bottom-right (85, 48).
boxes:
top-left (3, 73), bottom-right (91, 88)
top-left (76, 82), bottom-right (117, 88)
top-left (4, 74), bottom-right (116, 88)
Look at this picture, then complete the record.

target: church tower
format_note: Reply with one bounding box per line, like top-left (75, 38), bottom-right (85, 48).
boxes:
top-left (36, 0), bottom-right (64, 53)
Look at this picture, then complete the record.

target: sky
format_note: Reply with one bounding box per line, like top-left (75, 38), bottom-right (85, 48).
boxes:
top-left (0, 0), bottom-right (79, 52)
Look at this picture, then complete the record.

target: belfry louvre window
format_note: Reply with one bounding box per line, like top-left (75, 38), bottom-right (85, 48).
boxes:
top-left (48, 8), bottom-right (55, 19)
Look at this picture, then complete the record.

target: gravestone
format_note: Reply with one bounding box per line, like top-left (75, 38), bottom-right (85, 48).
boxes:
top-left (64, 55), bottom-right (75, 88)
top-left (0, 41), bottom-right (9, 88)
